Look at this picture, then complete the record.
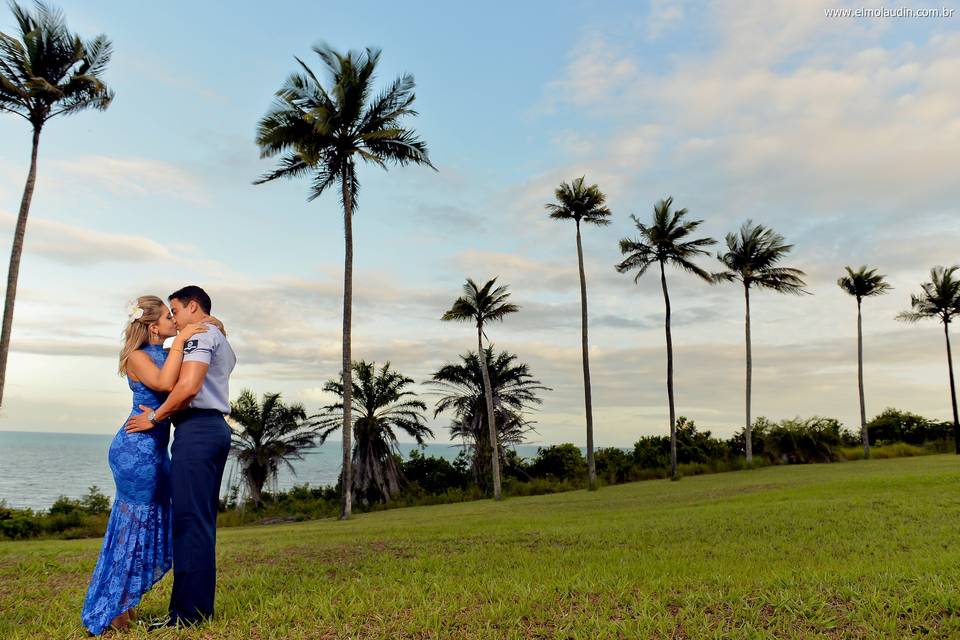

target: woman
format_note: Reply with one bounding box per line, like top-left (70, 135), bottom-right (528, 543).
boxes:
top-left (81, 296), bottom-right (209, 635)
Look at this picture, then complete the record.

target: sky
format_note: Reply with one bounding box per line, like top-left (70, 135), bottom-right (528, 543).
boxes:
top-left (0, 0), bottom-right (958, 446)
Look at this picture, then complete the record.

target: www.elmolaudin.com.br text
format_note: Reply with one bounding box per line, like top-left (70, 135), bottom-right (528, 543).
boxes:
top-left (824, 6), bottom-right (955, 17)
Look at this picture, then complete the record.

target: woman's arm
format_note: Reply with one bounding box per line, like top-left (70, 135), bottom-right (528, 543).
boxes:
top-left (126, 324), bottom-right (207, 392)
top-left (125, 361), bottom-right (208, 433)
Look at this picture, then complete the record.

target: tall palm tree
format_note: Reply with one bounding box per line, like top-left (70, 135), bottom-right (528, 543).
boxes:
top-left (837, 266), bottom-right (891, 459)
top-left (318, 360), bottom-right (432, 504)
top-left (0, 1), bottom-right (113, 407)
top-left (229, 389), bottom-right (320, 508)
top-left (254, 44), bottom-right (433, 519)
top-left (897, 266), bottom-right (960, 454)
top-left (716, 221), bottom-right (807, 463)
top-left (615, 196), bottom-right (715, 480)
top-left (545, 176), bottom-right (611, 491)
top-left (441, 278), bottom-right (519, 500)
top-left (429, 347), bottom-right (549, 487)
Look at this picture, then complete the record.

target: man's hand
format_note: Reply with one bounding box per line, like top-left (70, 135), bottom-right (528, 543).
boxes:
top-left (125, 405), bottom-right (156, 433)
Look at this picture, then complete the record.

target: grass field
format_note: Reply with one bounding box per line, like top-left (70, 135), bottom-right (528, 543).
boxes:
top-left (3, 455), bottom-right (960, 639)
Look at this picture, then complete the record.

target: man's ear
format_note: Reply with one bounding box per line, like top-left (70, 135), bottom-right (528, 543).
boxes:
top-left (188, 300), bottom-right (199, 315)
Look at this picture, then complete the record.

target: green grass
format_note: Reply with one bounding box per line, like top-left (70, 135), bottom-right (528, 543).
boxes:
top-left (3, 455), bottom-right (960, 639)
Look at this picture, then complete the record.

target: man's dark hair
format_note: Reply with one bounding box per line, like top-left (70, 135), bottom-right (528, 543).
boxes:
top-left (169, 285), bottom-right (212, 314)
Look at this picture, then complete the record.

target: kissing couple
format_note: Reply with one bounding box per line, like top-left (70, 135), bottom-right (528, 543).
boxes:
top-left (80, 285), bottom-right (237, 634)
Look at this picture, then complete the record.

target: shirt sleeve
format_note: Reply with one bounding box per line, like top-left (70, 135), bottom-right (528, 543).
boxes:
top-left (182, 328), bottom-right (217, 365)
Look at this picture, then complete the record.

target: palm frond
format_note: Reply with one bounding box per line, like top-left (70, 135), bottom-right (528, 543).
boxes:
top-left (897, 266), bottom-right (960, 325)
top-left (0, 2), bottom-right (113, 127)
top-left (716, 220), bottom-right (807, 295)
top-left (545, 176), bottom-right (612, 226)
top-left (253, 43), bottom-right (431, 205)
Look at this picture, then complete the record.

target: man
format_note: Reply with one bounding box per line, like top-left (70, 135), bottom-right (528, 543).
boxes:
top-left (126, 285), bottom-right (236, 627)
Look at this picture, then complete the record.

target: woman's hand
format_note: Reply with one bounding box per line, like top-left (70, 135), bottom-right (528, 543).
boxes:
top-left (202, 314), bottom-right (227, 336)
top-left (175, 322), bottom-right (208, 344)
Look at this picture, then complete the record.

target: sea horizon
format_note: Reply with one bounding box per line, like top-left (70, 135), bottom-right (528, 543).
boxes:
top-left (0, 430), bottom-right (605, 512)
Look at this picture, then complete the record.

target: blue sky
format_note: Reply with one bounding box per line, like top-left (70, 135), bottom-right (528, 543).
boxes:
top-left (0, 0), bottom-right (958, 445)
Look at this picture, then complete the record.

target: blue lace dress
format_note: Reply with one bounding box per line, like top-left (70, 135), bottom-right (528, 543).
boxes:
top-left (81, 344), bottom-right (173, 635)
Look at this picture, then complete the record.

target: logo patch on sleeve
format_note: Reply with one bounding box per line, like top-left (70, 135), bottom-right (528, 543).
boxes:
top-left (183, 339), bottom-right (199, 354)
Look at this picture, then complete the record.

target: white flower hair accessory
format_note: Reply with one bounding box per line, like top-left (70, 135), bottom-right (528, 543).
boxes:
top-left (126, 300), bottom-right (145, 324)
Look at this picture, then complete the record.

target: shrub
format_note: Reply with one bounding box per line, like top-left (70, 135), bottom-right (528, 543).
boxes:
top-left (527, 443), bottom-right (586, 481)
top-left (867, 408), bottom-right (953, 445)
top-left (632, 435), bottom-right (670, 469)
top-left (728, 417), bottom-right (773, 459)
top-left (633, 417), bottom-right (730, 470)
top-left (594, 447), bottom-right (633, 483)
top-left (401, 449), bottom-right (471, 495)
top-left (48, 495), bottom-right (83, 516)
top-left (81, 486), bottom-right (111, 515)
top-left (0, 514), bottom-right (40, 540)
top-left (763, 416), bottom-right (847, 464)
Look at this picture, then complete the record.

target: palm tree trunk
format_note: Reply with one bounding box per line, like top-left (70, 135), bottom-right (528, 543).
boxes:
top-left (249, 466), bottom-right (267, 509)
top-left (744, 283), bottom-right (753, 463)
top-left (659, 262), bottom-right (677, 481)
top-left (339, 164), bottom-right (354, 519)
top-left (575, 222), bottom-right (597, 491)
top-left (944, 321), bottom-right (960, 455)
top-left (0, 127), bottom-right (41, 408)
top-left (478, 327), bottom-right (502, 500)
top-left (857, 298), bottom-right (869, 459)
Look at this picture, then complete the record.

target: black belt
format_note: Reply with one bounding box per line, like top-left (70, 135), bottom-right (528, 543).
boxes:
top-left (174, 407), bottom-right (225, 420)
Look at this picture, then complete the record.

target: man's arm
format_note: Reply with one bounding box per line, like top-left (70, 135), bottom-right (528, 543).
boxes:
top-left (125, 361), bottom-right (209, 433)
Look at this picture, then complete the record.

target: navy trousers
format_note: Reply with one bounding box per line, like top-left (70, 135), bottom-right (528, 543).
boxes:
top-left (168, 408), bottom-right (231, 625)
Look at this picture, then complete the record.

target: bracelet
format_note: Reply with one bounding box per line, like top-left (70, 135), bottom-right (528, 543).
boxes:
top-left (170, 346), bottom-right (184, 353)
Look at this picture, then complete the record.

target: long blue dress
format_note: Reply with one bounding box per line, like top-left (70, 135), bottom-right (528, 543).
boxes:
top-left (81, 344), bottom-right (174, 635)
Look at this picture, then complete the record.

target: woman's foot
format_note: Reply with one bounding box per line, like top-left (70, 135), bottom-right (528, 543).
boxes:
top-left (109, 610), bottom-right (129, 632)
top-left (127, 607), bottom-right (138, 622)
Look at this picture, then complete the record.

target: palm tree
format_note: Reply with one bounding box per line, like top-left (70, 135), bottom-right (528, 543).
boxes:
top-left (716, 221), bottom-right (807, 463)
top-left (229, 390), bottom-right (320, 508)
top-left (441, 278), bottom-right (519, 500)
top-left (318, 360), bottom-right (432, 504)
top-left (615, 197), bottom-right (715, 480)
top-left (254, 44), bottom-right (433, 519)
top-left (545, 176), bottom-right (611, 491)
top-left (837, 266), bottom-right (891, 459)
top-left (897, 266), bottom-right (960, 454)
top-left (429, 347), bottom-right (549, 487)
top-left (0, 1), bottom-right (113, 407)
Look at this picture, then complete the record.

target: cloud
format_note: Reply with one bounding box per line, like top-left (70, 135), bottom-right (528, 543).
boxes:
top-left (539, 2), bottom-right (960, 214)
top-left (11, 339), bottom-right (116, 358)
top-left (51, 156), bottom-right (211, 206)
top-left (644, 0), bottom-right (685, 41)
top-left (0, 210), bottom-right (178, 266)
top-left (542, 35), bottom-right (640, 111)
top-left (413, 203), bottom-right (484, 232)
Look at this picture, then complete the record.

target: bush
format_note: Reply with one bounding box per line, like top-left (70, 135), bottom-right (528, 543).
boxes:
top-left (527, 443), bottom-right (586, 481)
top-left (728, 417), bottom-right (773, 459)
top-left (48, 495), bottom-right (83, 516)
top-left (49, 486), bottom-right (111, 517)
top-left (867, 408), bottom-right (954, 445)
top-left (763, 416), bottom-right (848, 464)
top-left (594, 447), bottom-right (633, 483)
top-left (81, 486), bottom-right (111, 515)
top-left (633, 417), bottom-right (731, 470)
top-left (401, 449), bottom-right (471, 495)
top-left (840, 441), bottom-right (947, 460)
top-left (632, 435), bottom-right (670, 470)
top-left (0, 514), bottom-right (40, 540)
top-left (503, 476), bottom-right (581, 496)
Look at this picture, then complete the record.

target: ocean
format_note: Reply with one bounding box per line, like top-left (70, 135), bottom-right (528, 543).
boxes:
top-left (0, 430), bottom-right (551, 511)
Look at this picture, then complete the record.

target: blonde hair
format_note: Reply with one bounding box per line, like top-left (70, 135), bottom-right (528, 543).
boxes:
top-left (118, 295), bottom-right (166, 376)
